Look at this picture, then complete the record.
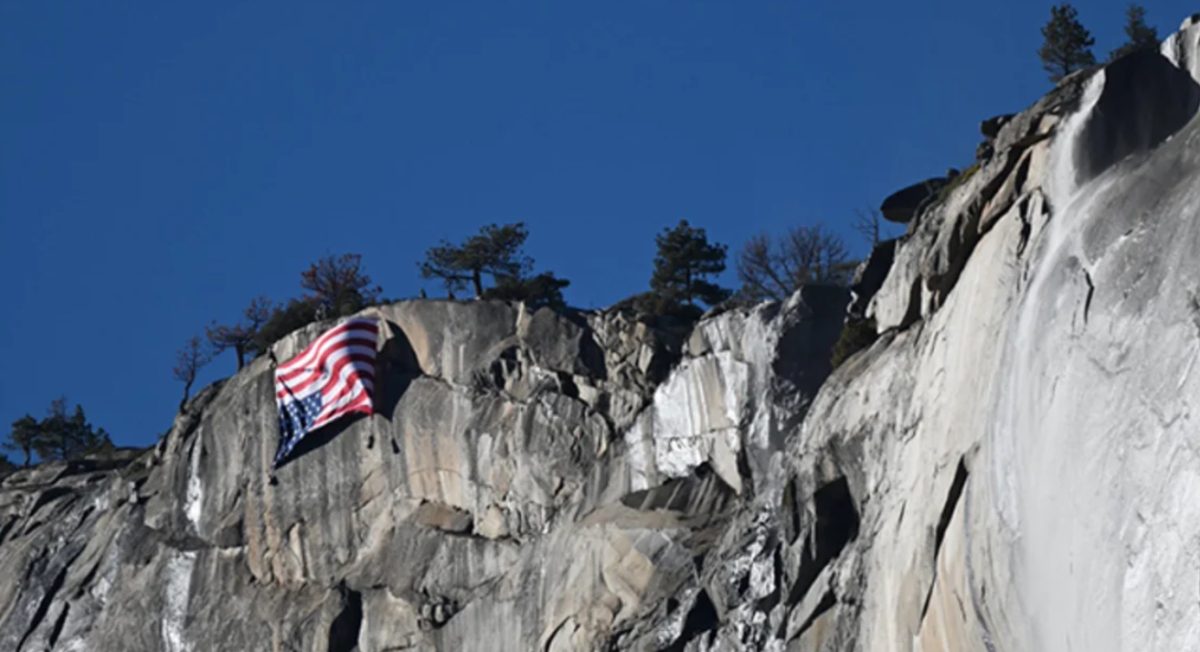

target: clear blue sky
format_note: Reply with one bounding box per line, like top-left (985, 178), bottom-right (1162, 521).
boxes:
top-left (2, 2), bottom-right (1195, 450)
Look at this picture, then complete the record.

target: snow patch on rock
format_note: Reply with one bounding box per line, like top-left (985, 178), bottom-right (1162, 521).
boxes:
top-left (162, 550), bottom-right (197, 652)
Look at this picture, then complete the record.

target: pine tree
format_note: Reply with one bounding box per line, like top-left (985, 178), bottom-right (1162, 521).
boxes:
top-left (649, 220), bottom-right (731, 311)
top-left (420, 223), bottom-right (533, 297)
top-left (1038, 4), bottom-right (1097, 82)
top-left (481, 272), bottom-right (571, 310)
top-left (34, 397), bottom-right (71, 461)
top-left (3, 415), bottom-right (40, 467)
top-left (29, 398), bottom-right (111, 462)
top-left (1110, 4), bottom-right (1158, 60)
top-left (4, 400), bottom-right (111, 465)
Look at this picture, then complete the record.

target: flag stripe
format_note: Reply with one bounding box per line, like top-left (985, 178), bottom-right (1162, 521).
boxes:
top-left (314, 380), bottom-right (373, 424)
top-left (276, 335), bottom-right (378, 385)
top-left (308, 370), bottom-right (374, 420)
top-left (275, 349), bottom-right (376, 398)
top-left (307, 361), bottom-right (375, 408)
top-left (311, 398), bottom-right (372, 432)
top-left (277, 319), bottom-right (378, 375)
top-left (275, 355), bottom-right (375, 404)
top-left (277, 331), bottom-right (377, 382)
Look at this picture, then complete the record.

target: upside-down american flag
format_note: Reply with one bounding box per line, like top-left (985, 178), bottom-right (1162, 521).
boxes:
top-left (273, 317), bottom-right (378, 467)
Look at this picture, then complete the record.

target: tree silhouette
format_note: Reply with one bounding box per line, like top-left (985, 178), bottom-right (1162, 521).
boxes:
top-left (27, 398), bottom-right (111, 462)
top-left (253, 299), bottom-right (320, 353)
top-left (301, 254), bottom-right (381, 316)
top-left (482, 271), bottom-right (571, 310)
top-left (737, 225), bottom-right (850, 302)
top-left (3, 415), bottom-right (40, 467)
top-left (420, 223), bottom-right (533, 297)
top-left (173, 336), bottom-right (213, 411)
top-left (1038, 4), bottom-right (1096, 82)
top-left (852, 209), bottom-right (894, 248)
top-left (207, 295), bottom-right (273, 370)
top-left (1110, 4), bottom-right (1158, 60)
top-left (650, 220), bottom-right (730, 310)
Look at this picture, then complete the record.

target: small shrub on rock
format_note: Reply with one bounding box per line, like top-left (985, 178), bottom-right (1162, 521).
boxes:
top-left (831, 318), bottom-right (878, 368)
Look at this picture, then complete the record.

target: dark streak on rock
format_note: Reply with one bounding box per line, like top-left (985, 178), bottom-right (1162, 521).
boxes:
top-left (664, 589), bottom-right (719, 652)
top-left (789, 476), bottom-right (860, 606)
top-left (919, 457), bottom-right (970, 624)
top-left (792, 588), bottom-right (837, 641)
top-left (327, 585), bottom-right (363, 652)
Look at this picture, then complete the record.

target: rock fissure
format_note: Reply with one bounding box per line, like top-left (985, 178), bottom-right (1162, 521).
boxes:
top-left (919, 458), bottom-right (970, 624)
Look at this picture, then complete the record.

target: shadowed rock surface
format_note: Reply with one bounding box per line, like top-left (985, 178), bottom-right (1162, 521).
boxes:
top-left (5, 15), bottom-right (1200, 652)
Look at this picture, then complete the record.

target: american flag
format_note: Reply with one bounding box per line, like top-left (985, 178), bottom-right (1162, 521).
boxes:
top-left (273, 317), bottom-right (378, 467)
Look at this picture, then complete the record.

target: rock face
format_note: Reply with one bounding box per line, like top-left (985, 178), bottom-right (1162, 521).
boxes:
top-left (6, 16), bottom-right (1200, 652)
top-left (0, 289), bottom-right (848, 652)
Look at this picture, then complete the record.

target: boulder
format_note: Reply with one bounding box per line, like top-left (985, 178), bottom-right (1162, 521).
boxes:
top-left (878, 177), bottom-right (949, 224)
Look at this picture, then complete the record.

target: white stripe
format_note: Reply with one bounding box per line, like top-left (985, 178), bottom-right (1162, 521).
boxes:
top-left (313, 380), bottom-right (373, 426)
top-left (278, 331), bottom-right (375, 377)
top-left (313, 357), bottom-right (375, 406)
top-left (275, 344), bottom-right (377, 394)
top-left (318, 378), bottom-right (372, 422)
top-left (278, 353), bottom-right (374, 412)
top-left (278, 329), bottom-right (377, 378)
top-left (275, 354), bottom-right (375, 410)
top-left (277, 319), bottom-right (378, 375)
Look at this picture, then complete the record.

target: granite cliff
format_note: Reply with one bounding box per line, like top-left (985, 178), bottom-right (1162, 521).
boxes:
top-left (4, 15), bottom-right (1200, 651)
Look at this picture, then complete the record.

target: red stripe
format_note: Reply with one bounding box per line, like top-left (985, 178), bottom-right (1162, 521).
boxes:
top-left (279, 320), bottom-right (377, 373)
top-left (311, 405), bottom-right (370, 432)
top-left (315, 375), bottom-right (374, 420)
top-left (316, 372), bottom-right (372, 417)
top-left (312, 390), bottom-right (373, 430)
top-left (276, 344), bottom-right (376, 395)
top-left (329, 392), bottom-right (373, 421)
top-left (277, 336), bottom-right (377, 385)
top-left (277, 353), bottom-right (375, 399)
top-left (277, 321), bottom-right (377, 376)
top-left (277, 370), bottom-right (375, 401)
top-left (278, 331), bottom-right (376, 379)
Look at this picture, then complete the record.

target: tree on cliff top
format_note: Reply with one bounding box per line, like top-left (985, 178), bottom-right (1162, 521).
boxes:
top-left (3, 415), bottom-right (40, 468)
top-left (207, 295), bottom-right (273, 371)
top-left (481, 272), bottom-right (571, 310)
top-left (173, 336), bottom-right (213, 411)
top-left (649, 220), bottom-right (730, 312)
top-left (1038, 4), bottom-right (1096, 82)
top-left (1110, 4), bottom-right (1158, 60)
top-left (250, 254), bottom-right (383, 353)
top-left (301, 253), bottom-right (381, 316)
top-left (420, 223), bottom-right (533, 298)
top-left (736, 225), bottom-right (850, 302)
top-left (253, 299), bottom-right (319, 354)
top-left (24, 398), bottom-right (112, 463)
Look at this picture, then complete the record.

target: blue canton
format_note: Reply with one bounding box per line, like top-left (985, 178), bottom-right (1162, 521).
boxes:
top-left (275, 392), bottom-right (323, 467)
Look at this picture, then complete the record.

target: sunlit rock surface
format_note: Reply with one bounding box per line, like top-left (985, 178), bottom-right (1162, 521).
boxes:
top-left (4, 16), bottom-right (1200, 651)
top-left (0, 291), bottom-right (846, 651)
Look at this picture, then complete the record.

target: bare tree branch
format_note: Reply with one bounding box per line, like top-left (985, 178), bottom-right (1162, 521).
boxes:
top-left (737, 224), bottom-right (850, 302)
top-left (174, 336), bottom-right (213, 411)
